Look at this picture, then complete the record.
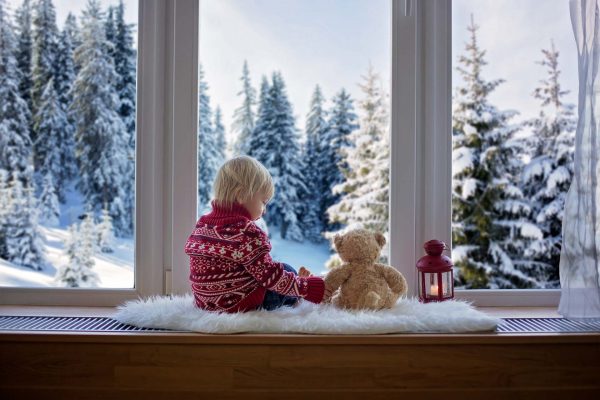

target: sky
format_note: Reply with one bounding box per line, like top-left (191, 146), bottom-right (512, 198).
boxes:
top-left (6, 0), bottom-right (576, 140)
top-left (6, 0), bottom-right (138, 34)
top-left (199, 0), bottom-right (391, 144)
top-left (453, 0), bottom-right (577, 124)
top-left (201, 0), bottom-right (577, 143)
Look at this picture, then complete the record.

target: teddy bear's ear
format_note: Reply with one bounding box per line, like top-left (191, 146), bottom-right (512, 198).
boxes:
top-left (374, 232), bottom-right (386, 247)
top-left (334, 235), bottom-right (344, 249)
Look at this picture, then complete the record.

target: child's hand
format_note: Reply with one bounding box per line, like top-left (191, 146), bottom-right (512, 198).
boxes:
top-left (298, 266), bottom-right (312, 277)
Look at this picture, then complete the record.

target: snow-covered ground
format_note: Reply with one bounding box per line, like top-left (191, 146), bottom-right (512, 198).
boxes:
top-left (269, 228), bottom-right (332, 276)
top-left (0, 217), bottom-right (333, 288)
top-left (0, 225), bottom-right (134, 288)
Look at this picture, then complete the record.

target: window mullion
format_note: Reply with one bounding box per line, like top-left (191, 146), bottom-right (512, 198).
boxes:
top-left (168, 0), bottom-right (199, 295)
top-left (390, 0), bottom-right (418, 296)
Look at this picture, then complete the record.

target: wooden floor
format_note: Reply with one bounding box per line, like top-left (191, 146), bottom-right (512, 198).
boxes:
top-left (1, 306), bottom-right (598, 399)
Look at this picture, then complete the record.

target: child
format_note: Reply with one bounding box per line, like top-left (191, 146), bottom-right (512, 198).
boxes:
top-left (184, 156), bottom-right (326, 313)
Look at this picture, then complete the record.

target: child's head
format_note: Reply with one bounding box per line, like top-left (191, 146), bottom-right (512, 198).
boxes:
top-left (213, 156), bottom-right (274, 219)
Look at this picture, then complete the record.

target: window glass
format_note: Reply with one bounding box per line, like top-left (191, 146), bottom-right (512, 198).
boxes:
top-left (197, 0), bottom-right (391, 276)
top-left (452, 0), bottom-right (577, 289)
top-left (0, 0), bottom-right (138, 288)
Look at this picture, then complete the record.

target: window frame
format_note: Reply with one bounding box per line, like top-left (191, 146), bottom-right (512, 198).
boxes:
top-left (407, 0), bottom-right (560, 307)
top-left (1, 0), bottom-right (560, 307)
top-left (172, 0), bottom-right (560, 306)
top-left (0, 0), bottom-right (180, 306)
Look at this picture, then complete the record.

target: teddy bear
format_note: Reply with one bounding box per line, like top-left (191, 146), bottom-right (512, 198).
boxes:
top-left (323, 228), bottom-right (407, 310)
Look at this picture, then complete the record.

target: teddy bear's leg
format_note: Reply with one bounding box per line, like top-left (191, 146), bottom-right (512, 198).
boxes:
top-left (382, 289), bottom-right (399, 308)
top-left (359, 291), bottom-right (382, 310)
top-left (331, 292), bottom-right (343, 307)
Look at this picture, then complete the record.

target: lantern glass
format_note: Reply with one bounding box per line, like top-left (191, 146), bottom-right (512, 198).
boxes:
top-left (419, 271), bottom-right (453, 300)
top-left (443, 271), bottom-right (453, 296)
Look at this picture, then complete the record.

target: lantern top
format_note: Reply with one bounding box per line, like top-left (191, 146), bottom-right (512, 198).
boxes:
top-left (416, 240), bottom-right (453, 272)
top-left (424, 239), bottom-right (446, 256)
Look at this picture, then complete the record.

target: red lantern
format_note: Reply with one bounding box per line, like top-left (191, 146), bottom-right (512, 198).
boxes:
top-left (416, 240), bottom-right (454, 303)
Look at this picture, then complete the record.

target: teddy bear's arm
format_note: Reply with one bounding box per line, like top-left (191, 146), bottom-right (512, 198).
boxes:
top-left (378, 264), bottom-right (408, 297)
top-left (323, 266), bottom-right (352, 300)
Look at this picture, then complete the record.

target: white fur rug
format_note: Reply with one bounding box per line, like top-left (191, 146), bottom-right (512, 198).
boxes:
top-left (114, 295), bottom-right (499, 334)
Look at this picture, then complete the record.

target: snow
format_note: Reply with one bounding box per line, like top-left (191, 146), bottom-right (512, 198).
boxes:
top-left (0, 224), bottom-right (134, 288)
top-left (461, 178), bottom-right (478, 199)
top-left (268, 227), bottom-right (332, 276)
top-left (452, 147), bottom-right (474, 176)
top-left (463, 123), bottom-right (477, 135)
top-left (547, 165), bottom-right (570, 191)
top-left (520, 222), bottom-right (544, 240)
top-left (0, 216), bottom-right (331, 287)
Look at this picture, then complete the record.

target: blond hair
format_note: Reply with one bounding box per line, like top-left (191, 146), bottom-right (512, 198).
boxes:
top-left (213, 156), bottom-right (274, 207)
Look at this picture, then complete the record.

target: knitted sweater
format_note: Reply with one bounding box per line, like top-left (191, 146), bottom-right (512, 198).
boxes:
top-left (185, 202), bottom-right (325, 313)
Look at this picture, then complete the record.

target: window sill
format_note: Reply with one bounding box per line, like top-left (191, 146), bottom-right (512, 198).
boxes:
top-left (0, 304), bottom-right (562, 318)
top-left (1, 304), bottom-right (598, 398)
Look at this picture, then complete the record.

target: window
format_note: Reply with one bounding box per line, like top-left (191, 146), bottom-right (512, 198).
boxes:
top-left (2, 0), bottom-right (563, 307)
top-left (195, 0), bottom-right (391, 276)
top-left (0, 0), bottom-right (167, 305)
top-left (448, 0), bottom-right (574, 304)
top-left (0, 0), bottom-right (137, 289)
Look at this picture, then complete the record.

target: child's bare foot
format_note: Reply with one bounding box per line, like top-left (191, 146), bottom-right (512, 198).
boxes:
top-left (298, 266), bottom-right (312, 277)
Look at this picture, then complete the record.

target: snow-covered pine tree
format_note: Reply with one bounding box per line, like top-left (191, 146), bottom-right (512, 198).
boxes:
top-left (197, 64), bottom-right (218, 212)
top-left (98, 206), bottom-right (115, 253)
top-left (248, 72), bottom-right (305, 240)
top-left (327, 66), bottom-right (390, 238)
top-left (53, 14), bottom-right (78, 190)
top-left (34, 78), bottom-right (65, 202)
top-left (247, 76), bottom-right (271, 153)
top-left (72, 0), bottom-right (130, 236)
top-left (63, 13), bottom-right (81, 73)
top-left (0, 0), bottom-right (43, 265)
top-left (452, 16), bottom-right (534, 289)
top-left (301, 85), bottom-right (329, 241)
top-left (520, 42), bottom-right (577, 288)
top-left (56, 213), bottom-right (99, 287)
top-left (39, 171), bottom-right (59, 226)
top-left (321, 88), bottom-right (358, 230)
top-left (232, 60), bottom-right (256, 155)
top-left (31, 0), bottom-right (58, 163)
top-left (213, 106), bottom-right (226, 162)
top-left (5, 175), bottom-right (46, 270)
top-left (109, 0), bottom-right (136, 234)
top-left (14, 0), bottom-right (33, 122)
top-left (0, 0), bottom-right (33, 187)
top-left (0, 169), bottom-right (9, 258)
top-left (104, 5), bottom-right (115, 59)
top-left (112, 0), bottom-right (136, 138)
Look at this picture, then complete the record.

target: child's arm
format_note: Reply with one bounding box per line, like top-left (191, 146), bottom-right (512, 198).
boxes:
top-left (243, 252), bottom-right (325, 303)
top-left (239, 225), bottom-right (324, 303)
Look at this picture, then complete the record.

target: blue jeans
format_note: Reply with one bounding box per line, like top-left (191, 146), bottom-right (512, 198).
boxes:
top-left (260, 264), bottom-right (300, 311)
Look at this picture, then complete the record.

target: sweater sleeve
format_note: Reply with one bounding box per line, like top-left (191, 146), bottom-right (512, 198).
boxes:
top-left (239, 224), bottom-right (325, 303)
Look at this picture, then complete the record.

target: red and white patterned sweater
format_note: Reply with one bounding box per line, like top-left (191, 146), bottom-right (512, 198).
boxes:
top-left (184, 202), bottom-right (325, 313)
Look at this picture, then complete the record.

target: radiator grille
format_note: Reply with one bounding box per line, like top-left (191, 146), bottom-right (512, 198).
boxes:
top-left (496, 317), bottom-right (600, 333)
top-left (0, 316), bottom-right (176, 332)
top-left (1, 316), bottom-right (600, 333)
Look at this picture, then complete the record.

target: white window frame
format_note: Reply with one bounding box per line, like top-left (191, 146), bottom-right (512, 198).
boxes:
top-left (1, 0), bottom-right (560, 307)
top-left (397, 0), bottom-right (560, 307)
top-left (0, 0), bottom-right (198, 306)
top-left (172, 0), bottom-right (560, 307)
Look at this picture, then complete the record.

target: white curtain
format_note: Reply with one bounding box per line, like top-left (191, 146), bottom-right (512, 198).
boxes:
top-left (559, 0), bottom-right (600, 318)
